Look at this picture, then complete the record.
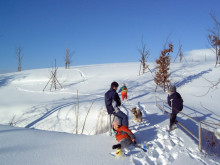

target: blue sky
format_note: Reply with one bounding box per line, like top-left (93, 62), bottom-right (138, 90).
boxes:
top-left (0, 0), bottom-right (220, 73)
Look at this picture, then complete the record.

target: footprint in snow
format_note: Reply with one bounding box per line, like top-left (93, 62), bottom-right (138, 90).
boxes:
top-left (131, 158), bottom-right (144, 165)
top-left (156, 155), bottom-right (168, 165)
top-left (134, 125), bottom-right (139, 130)
top-left (186, 148), bottom-right (207, 165)
top-left (164, 139), bottom-right (175, 151)
top-left (155, 141), bottom-right (164, 149)
top-left (171, 152), bottom-right (178, 159)
top-left (144, 156), bottom-right (155, 165)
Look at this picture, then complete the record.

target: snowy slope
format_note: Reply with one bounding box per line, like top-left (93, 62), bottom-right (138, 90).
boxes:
top-left (0, 59), bottom-right (220, 165)
top-left (0, 124), bottom-right (122, 165)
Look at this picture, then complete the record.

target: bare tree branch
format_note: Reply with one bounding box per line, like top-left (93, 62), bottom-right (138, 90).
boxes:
top-left (173, 41), bottom-right (185, 63)
top-left (138, 38), bottom-right (150, 75)
top-left (200, 102), bottom-right (220, 118)
top-left (207, 13), bottom-right (220, 67)
top-left (16, 46), bottom-right (23, 72)
top-left (193, 76), bottom-right (220, 97)
top-left (65, 45), bottom-right (75, 69)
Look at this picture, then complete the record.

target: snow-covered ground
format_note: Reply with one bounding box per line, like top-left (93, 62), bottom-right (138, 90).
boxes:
top-left (0, 55), bottom-right (220, 165)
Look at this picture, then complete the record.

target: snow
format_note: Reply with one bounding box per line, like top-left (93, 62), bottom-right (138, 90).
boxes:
top-left (0, 56), bottom-right (220, 165)
top-left (0, 125), bottom-right (118, 165)
top-left (215, 129), bottom-right (220, 140)
top-left (184, 48), bottom-right (216, 62)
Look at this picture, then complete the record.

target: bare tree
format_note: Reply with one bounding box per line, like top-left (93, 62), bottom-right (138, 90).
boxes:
top-left (65, 45), bottom-right (75, 69)
top-left (198, 77), bottom-right (220, 96)
top-left (154, 43), bottom-right (173, 92)
top-left (16, 46), bottom-right (23, 72)
top-left (173, 43), bottom-right (187, 63)
top-left (138, 39), bottom-right (150, 75)
top-left (208, 13), bottom-right (220, 67)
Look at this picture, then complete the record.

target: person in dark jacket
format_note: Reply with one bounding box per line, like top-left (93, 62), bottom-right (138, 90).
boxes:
top-left (167, 85), bottom-right (183, 131)
top-left (105, 82), bottom-right (128, 128)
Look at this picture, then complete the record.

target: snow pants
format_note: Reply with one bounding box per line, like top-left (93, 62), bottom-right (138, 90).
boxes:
top-left (119, 137), bottom-right (132, 149)
top-left (121, 93), bottom-right (127, 101)
top-left (114, 110), bottom-right (128, 127)
top-left (170, 113), bottom-right (177, 129)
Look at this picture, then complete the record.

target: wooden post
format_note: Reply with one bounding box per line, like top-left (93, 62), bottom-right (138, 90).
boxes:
top-left (76, 90), bottom-right (79, 134)
top-left (109, 114), bottom-right (112, 136)
top-left (199, 122), bottom-right (202, 151)
top-left (81, 99), bottom-right (96, 134)
top-left (162, 102), bottom-right (165, 113)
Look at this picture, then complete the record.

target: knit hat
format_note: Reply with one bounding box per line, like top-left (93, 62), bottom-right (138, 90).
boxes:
top-left (112, 118), bottom-right (121, 126)
top-left (168, 85), bottom-right (176, 93)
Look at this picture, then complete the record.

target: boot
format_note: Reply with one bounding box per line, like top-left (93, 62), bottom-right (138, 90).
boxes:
top-left (112, 144), bottom-right (121, 149)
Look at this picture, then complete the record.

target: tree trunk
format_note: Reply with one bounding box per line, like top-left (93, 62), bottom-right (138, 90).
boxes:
top-left (155, 85), bottom-right (158, 92)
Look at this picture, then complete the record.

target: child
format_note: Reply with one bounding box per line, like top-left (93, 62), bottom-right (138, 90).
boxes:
top-left (167, 85), bottom-right (183, 131)
top-left (112, 120), bottom-right (136, 150)
top-left (118, 83), bottom-right (128, 101)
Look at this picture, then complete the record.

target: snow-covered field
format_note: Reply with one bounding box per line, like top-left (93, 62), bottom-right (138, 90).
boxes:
top-left (0, 56), bottom-right (220, 165)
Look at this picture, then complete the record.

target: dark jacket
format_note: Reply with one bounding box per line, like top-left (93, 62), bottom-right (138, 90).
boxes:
top-left (105, 88), bottom-right (121, 114)
top-left (167, 92), bottom-right (183, 114)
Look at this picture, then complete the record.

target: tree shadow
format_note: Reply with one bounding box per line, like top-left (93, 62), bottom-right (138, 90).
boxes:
top-left (175, 69), bottom-right (212, 88)
top-left (0, 75), bottom-right (27, 88)
top-left (128, 92), bottom-right (150, 102)
top-left (62, 80), bottom-right (86, 88)
top-left (126, 79), bottom-right (154, 92)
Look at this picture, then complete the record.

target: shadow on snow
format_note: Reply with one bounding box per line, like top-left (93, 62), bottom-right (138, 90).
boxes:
top-left (0, 75), bottom-right (27, 88)
top-left (175, 69), bottom-right (212, 88)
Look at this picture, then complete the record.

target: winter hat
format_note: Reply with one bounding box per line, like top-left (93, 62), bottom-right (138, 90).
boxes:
top-left (168, 85), bottom-right (176, 93)
top-left (112, 118), bottom-right (121, 126)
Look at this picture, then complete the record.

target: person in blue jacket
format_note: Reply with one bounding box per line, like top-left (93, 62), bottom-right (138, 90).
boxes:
top-left (105, 81), bottom-right (128, 127)
top-left (167, 85), bottom-right (183, 131)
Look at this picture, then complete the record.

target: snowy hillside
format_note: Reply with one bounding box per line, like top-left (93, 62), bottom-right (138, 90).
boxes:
top-left (0, 59), bottom-right (220, 165)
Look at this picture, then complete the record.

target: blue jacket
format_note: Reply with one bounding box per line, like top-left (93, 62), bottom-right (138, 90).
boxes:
top-left (105, 88), bottom-right (121, 114)
top-left (167, 92), bottom-right (183, 114)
